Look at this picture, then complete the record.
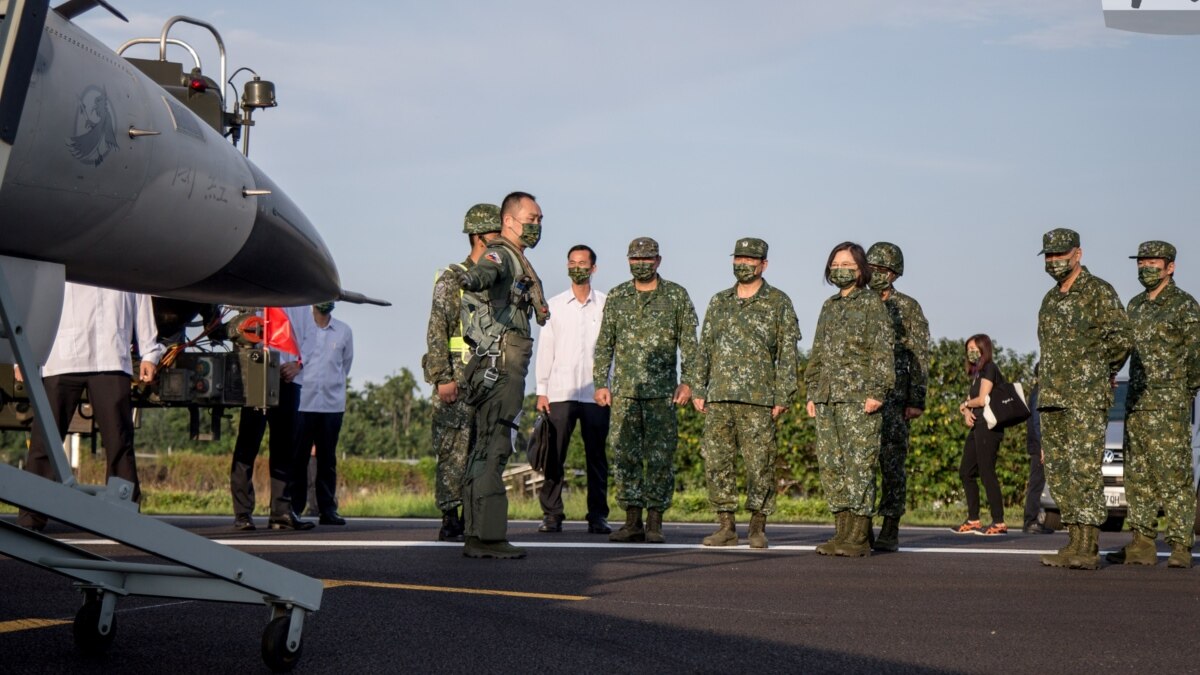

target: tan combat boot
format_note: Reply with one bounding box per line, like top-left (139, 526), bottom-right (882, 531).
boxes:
top-left (609, 507), bottom-right (645, 543)
top-left (816, 510), bottom-right (848, 556)
top-left (1066, 525), bottom-right (1100, 570)
top-left (645, 509), bottom-right (666, 544)
top-left (873, 516), bottom-right (900, 552)
top-left (702, 511), bottom-right (738, 547)
top-left (1040, 523), bottom-right (1080, 567)
top-left (1167, 542), bottom-right (1193, 569)
top-left (748, 512), bottom-right (768, 549)
top-left (1105, 530), bottom-right (1157, 565)
top-left (834, 514), bottom-right (872, 557)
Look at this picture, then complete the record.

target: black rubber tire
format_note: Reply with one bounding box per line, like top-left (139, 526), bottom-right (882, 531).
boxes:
top-left (73, 598), bottom-right (116, 656)
top-left (262, 615), bottom-right (302, 672)
top-left (1100, 515), bottom-right (1126, 532)
top-left (1043, 510), bottom-right (1062, 531)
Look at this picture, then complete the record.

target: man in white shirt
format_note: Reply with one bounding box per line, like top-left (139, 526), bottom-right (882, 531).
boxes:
top-left (534, 245), bottom-right (611, 534)
top-left (16, 282), bottom-right (163, 531)
top-left (230, 306), bottom-right (312, 531)
top-left (289, 302), bottom-right (354, 525)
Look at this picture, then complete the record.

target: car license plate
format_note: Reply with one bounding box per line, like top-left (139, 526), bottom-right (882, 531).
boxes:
top-left (1104, 488), bottom-right (1126, 508)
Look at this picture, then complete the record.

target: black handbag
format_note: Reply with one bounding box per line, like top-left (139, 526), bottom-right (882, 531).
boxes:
top-left (984, 379), bottom-right (1031, 430)
top-left (526, 411), bottom-right (552, 472)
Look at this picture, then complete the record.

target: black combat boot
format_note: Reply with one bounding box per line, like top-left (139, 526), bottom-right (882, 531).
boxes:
top-left (609, 507), bottom-right (645, 543)
top-left (873, 516), bottom-right (900, 552)
top-left (438, 508), bottom-right (464, 542)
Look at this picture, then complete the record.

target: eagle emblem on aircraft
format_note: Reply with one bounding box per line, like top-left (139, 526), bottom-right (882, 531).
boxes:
top-left (67, 85), bottom-right (118, 166)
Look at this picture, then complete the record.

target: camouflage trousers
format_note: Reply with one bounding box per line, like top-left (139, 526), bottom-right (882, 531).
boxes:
top-left (814, 402), bottom-right (882, 517)
top-left (610, 396), bottom-right (677, 512)
top-left (1126, 407), bottom-right (1196, 547)
top-left (701, 402), bottom-right (777, 515)
top-left (1041, 407), bottom-right (1107, 527)
top-left (876, 400), bottom-right (910, 519)
top-left (461, 334), bottom-right (532, 542)
top-left (431, 398), bottom-right (474, 513)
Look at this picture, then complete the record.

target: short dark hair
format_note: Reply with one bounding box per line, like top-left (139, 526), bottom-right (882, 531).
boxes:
top-left (823, 241), bottom-right (869, 288)
top-left (966, 333), bottom-right (994, 376)
top-left (501, 191), bottom-right (537, 220)
top-left (568, 244), bottom-right (596, 265)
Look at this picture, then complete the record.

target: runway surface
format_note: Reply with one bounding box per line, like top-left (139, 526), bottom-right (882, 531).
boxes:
top-left (2, 516), bottom-right (1198, 674)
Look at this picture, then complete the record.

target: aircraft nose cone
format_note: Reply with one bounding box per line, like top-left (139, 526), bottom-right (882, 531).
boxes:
top-left (172, 163), bottom-right (341, 306)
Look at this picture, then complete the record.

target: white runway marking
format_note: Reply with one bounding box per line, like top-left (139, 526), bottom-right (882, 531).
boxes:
top-left (54, 537), bottom-right (1178, 557)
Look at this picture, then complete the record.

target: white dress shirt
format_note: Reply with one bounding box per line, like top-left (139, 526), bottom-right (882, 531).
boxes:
top-left (43, 282), bottom-right (163, 377)
top-left (535, 287), bottom-right (606, 403)
top-left (297, 314), bottom-right (354, 413)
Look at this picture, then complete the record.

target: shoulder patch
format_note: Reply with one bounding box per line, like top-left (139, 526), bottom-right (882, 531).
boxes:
top-left (485, 252), bottom-right (503, 265)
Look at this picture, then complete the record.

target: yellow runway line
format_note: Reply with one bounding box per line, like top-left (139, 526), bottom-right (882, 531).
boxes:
top-left (323, 579), bottom-right (588, 602)
top-left (0, 618), bottom-right (71, 634)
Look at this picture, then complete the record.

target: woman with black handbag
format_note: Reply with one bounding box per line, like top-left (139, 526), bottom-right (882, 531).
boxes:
top-left (953, 334), bottom-right (1009, 536)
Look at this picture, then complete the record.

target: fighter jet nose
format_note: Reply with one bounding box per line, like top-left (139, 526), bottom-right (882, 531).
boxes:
top-left (174, 163), bottom-right (341, 306)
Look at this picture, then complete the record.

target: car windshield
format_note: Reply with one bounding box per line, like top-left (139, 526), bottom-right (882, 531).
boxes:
top-left (1108, 380), bottom-right (1128, 422)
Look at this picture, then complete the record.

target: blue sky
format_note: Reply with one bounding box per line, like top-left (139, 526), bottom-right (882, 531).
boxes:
top-left (77, 1), bottom-right (1200, 388)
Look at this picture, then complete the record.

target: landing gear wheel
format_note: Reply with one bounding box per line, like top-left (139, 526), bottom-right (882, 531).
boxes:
top-left (73, 596), bottom-right (116, 655)
top-left (262, 615), bottom-right (302, 672)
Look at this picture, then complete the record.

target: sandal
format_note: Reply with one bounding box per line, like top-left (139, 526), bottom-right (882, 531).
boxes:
top-left (952, 520), bottom-right (982, 534)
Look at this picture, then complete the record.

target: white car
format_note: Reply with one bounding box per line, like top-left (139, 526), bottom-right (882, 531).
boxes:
top-left (1040, 379), bottom-right (1200, 533)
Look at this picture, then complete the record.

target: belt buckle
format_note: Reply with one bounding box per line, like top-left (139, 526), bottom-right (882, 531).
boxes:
top-left (483, 367), bottom-right (500, 383)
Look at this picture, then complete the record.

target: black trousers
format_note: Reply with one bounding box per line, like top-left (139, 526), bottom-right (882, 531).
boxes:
top-left (230, 381), bottom-right (301, 520)
top-left (1024, 452), bottom-right (1046, 527)
top-left (538, 400), bottom-right (610, 522)
top-left (960, 424), bottom-right (1005, 523)
top-left (289, 411), bottom-right (344, 516)
top-left (19, 372), bottom-right (139, 528)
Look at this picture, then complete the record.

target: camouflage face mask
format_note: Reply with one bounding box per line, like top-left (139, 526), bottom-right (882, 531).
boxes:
top-left (519, 222), bottom-right (542, 249)
top-left (829, 267), bottom-right (857, 289)
top-left (733, 263), bottom-right (759, 284)
top-left (629, 261), bottom-right (656, 282)
top-left (1045, 258), bottom-right (1073, 282)
top-left (868, 270), bottom-right (891, 292)
top-left (568, 267), bottom-right (592, 284)
top-left (967, 348), bottom-right (981, 364)
top-left (314, 302), bottom-right (334, 314)
top-left (1137, 266), bottom-right (1163, 290)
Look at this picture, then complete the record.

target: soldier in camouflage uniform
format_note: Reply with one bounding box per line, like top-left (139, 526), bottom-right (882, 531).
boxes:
top-left (806, 242), bottom-right (894, 558)
top-left (694, 238), bottom-right (800, 550)
top-left (421, 204), bottom-right (502, 541)
top-left (1036, 228), bottom-right (1131, 570)
top-left (866, 242), bottom-right (929, 552)
top-left (593, 237), bottom-right (699, 544)
top-left (455, 191), bottom-right (550, 559)
top-left (1106, 241), bottom-right (1200, 569)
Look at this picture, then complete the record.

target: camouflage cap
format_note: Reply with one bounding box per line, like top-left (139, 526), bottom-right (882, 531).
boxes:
top-left (731, 238), bottom-right (768, 259)
top-left (627, 236), bottom-right (660, 258)
top-left (866, 241), bottom-right (904, 276)
top-left (1038, 228), bottom-right (1080, 255)
top-left (1130, 240), bottom-right (1176, 262)
top-left (462, 203), bottom-right (502, 234)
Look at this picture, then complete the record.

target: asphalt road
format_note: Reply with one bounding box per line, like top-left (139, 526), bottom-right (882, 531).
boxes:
top-left (2, 516), bottom-right (1198, 674)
